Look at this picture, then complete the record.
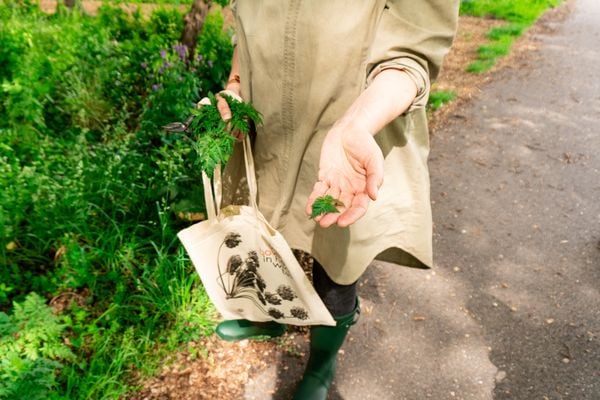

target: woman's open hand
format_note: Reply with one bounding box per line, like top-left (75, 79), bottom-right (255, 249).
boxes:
top-left (306, 122), bottom-right (384, 228)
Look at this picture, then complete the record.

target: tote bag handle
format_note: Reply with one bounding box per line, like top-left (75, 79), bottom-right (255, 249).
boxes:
top-left (202, 134), bottom-right (259, 220)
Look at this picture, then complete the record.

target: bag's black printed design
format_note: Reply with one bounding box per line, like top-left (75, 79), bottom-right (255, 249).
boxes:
top-left (217, 231), bottom-right (309, 321)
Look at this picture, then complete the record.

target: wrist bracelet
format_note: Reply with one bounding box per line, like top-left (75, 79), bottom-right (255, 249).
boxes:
top-left (227, 74), bottom-right (241, 86)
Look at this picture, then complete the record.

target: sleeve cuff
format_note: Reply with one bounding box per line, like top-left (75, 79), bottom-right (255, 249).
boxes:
top-left (366, 57), bottom-right (431, 113)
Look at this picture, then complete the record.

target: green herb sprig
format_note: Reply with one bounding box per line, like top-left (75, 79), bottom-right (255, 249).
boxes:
top-left (309, 195), bottom-right (345, 220)
top-left (175, 93), bottom-right (262, 177)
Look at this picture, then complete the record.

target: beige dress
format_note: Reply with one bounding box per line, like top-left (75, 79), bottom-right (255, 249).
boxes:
top-left (223, 0), bottom-right (459, 284)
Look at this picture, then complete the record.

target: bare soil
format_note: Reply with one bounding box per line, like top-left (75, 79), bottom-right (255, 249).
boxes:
top-left (129, 336), bottom-right (280, 400)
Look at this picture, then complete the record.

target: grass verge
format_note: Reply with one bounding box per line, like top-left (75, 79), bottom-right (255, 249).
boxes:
top-left (461, 0), bottom-right (562, 73)
top-left (428, 90), bottom-right (458, 111)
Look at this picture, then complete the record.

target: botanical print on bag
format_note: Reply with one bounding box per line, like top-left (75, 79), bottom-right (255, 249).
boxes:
top-left (217, 232), bottom-right (309, 321)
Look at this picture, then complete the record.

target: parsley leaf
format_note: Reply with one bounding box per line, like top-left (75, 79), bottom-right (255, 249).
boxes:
top-left (309, 195), bottom-right (345, 220)
top-left (184, 93), bottom-right (262, 177)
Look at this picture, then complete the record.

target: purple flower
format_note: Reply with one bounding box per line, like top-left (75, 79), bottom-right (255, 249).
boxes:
top-left (152, 84), bottom-right (161, 92)
top-left (173, 44), bottom-right (188, 61)
top-left (161, 61), bottom-right (174, 73)
top-left (160, 49), bottom-right (167, 59)
top-left (140, 62), bottom-right (148, 69)
top-left (207, 60), bottom-right (214, 68)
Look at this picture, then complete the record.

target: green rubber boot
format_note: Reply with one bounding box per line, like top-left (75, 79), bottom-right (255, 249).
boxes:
top-left (215, 319), bottom-right (286, 342)
top-left (292, 300), bottom-right (360, 400)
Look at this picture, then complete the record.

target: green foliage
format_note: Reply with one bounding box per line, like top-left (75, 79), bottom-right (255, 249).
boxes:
top-left (309, 195), bottom-right (345, 220)
top-left (467, 34), bottom-right (514, 73)
top-left (0, 293), bottom-right (74, 400)
top-left (487, 23), bottom-right (525, 40)
top-left (460, 0), bottom-right (561, 24)
top-left (0, 2), bottom-right (233, 398)
top-left (195, 10), bottom-right (234, 95)
top-left (466, 59), bottom-right (496, 74)
top-left (179, 93), bottom-right (262, 176)
top-left (461, 0), bottom-right (561, 73)
top-left (428, 90), bottom-right (457, 111)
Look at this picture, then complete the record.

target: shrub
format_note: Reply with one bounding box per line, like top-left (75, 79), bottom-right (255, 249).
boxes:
top-left (0, 293), bottom-right (74, 400)
top-left (0, 2), bottom-right (230, 397)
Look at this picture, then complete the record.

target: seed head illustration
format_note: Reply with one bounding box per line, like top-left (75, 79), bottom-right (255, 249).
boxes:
top-left (226, 255), bottom-right (243, 275)
top-left (276, 285), bottom-right (297, 301)
top-left (224, 232), bottom-right (242, 248)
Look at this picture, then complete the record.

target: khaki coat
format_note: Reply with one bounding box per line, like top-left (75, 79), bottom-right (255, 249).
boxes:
top-left (223, 0), bottom-right (459, 284)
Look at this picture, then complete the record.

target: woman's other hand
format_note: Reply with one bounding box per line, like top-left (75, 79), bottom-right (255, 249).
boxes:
top-left (305, 69), bottom-right (419, 228)
top-left (306, 121), bottom-right (384, 228)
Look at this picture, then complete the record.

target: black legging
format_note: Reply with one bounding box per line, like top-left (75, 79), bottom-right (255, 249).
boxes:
top-left (312, 259), bottom-right (357, 317)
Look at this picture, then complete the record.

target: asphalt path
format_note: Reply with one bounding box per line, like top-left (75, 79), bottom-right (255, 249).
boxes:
top-left (243, 0), bottom-right (599, 398)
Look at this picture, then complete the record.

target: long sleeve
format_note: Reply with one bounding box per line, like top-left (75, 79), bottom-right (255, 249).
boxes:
top-left (366, 0), bottom-right (459, 111)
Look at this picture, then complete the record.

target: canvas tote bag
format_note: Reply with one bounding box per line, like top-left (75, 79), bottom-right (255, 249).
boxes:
top-left (177, 135), bottom-right (335, 326)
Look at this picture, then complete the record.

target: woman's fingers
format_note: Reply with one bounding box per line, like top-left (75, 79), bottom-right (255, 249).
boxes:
top-left (365, 153), bottom-right (384, 200)
top-left (216, 94), bottom-right (232, 121)
top-left (337, 193), bottom-right (369, 227)
top-left (216, 92), bottom-right (246, 140)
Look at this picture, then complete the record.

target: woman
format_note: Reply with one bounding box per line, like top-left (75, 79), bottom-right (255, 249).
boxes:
top-left (215, 1), bottom-right (459, 398)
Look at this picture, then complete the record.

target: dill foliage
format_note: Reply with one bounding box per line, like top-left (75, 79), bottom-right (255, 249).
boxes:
top-left (186, 93), bottom-right (262, 176)
top-left (309, 195), bottom-right (345, 220)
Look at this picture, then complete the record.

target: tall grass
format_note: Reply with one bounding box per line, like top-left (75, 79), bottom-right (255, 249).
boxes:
top-left (1, 1), bottom-right (230, 397)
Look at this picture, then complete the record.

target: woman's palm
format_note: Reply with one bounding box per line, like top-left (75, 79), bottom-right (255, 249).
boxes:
top-left (306, 126), bottom-right (384, 227)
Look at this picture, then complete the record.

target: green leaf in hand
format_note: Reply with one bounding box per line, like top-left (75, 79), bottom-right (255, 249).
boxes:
top-left (309, 195), bottom-right (345, 220)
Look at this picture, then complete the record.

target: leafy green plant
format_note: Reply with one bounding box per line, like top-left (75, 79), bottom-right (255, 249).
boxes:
top-left (0, 293), bottom-right (74, 400)
top-left (487, 23), bottom-right (525, 40)
top-left (428, 90), bottom-right (457, 111)
top-left (165, 93), bottom-right (262, 177)
top-left (0, 3), bottom-right (233, 398)
top-left (195, 10), bottom-right (234, 95)
top-left (309, 195), bottom-right (345, 220)
top-left (461, 0), bottom-right (562, 73)
top-left (466, 59), bottom-right (496, 74)
top-left (460, 0), bottom-right (561, 24)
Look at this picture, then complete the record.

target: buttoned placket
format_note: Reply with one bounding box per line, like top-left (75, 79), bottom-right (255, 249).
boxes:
top-left (270, 0), bottom-right (303, 228)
